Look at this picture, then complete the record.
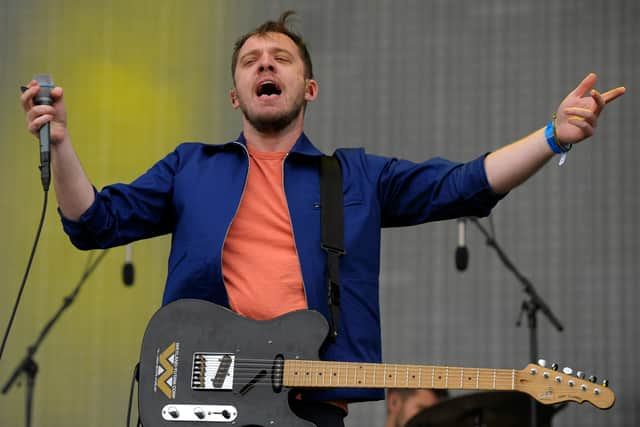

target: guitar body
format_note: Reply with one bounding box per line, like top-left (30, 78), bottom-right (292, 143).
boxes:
top-left (138, 299), bottom-right (329, 427)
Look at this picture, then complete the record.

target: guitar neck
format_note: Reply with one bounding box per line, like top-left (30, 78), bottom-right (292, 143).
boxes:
top-left (283, 360), bottom-right (518, 391)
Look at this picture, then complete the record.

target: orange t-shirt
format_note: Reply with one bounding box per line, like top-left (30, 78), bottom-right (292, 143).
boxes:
top-left (221, 147), bottom-right (307, 320)
top-left (221, 147), bottom-right (349, 414)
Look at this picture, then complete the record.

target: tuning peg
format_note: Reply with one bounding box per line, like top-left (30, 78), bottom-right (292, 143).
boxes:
top-left (589, 375), bottom-right (597, 383)
top-left (602, 379), bottom-right (609, 388)
top-left (562, 367), bottom-right (573, 375)
top-left (576, 371), bottom-right (585, 379)
top-left (537, 359), bottom-right (547, 367)
top-left (551, 363), bottom-right (559, 371)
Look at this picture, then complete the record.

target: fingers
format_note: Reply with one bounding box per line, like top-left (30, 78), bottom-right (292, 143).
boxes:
top-left (20, 80), bottom-right (39, 112)
top-left (26, 105), bottom-right (56, 135)
top-left (51, 86), bottom-right (64, 100)
top-left (572, 72), bottom-right (597, 97)
top-left (21, 82), bottom-right (66, 136)
top-left (21, 82), bottom-right (64, 111)
top-left (590, 89), bottom-right (605, 115)
top-left (27, 104), bottom-right (56, 123)
top-left (567, 116), bottom-right (594, 138)
top-left (566, 79), bottom-right (625, 121)
top-left (601, 86), bottom-right (626, 104)
top-left (28, 113), bottom-right (55, 134)
top-left (565, 106), bottom-right (597, 128)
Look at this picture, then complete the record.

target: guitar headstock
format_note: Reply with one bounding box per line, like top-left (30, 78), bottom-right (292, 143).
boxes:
top-left (516, 362), bottom-right (615, 409)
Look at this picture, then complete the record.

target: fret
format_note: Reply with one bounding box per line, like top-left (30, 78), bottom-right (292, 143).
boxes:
top-left (408, 365), bottom-right (419, 388)
top-left (431, 366), bottom-right (447, 389)
top-left (492, 369), bottom-right (496, 389)
top-left (344, 363), bottom-right (348, 385)
top-left (383, 364), bottom-right (387, 386)
top-left (305, 360), bottom-right (311, 386)
top-left (372, 364), bottom-right (376, 386)
top-left (460, 368), bottom-right (464, 388)
top-left (476, 368), bottom-right (479, 389)
top-left (445, 366), bottom-right (449, 388)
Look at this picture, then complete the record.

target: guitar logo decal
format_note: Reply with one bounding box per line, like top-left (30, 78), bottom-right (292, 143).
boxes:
top-left (154, 342), bottom-right (180, 399)
top-left (538, 386), bottom-right (554, 401)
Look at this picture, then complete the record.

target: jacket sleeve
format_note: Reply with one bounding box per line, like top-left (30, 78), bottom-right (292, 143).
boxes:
top-left (370, 152), bottom-right (506, 227)
top-left (59, 146), bottom-right (184, 249)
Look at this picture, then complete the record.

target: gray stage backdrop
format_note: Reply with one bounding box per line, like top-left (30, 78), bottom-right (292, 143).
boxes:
top-left (2, 1), bottom-right (638, 426)
top-left (259, 1), bottom-right (638, 426)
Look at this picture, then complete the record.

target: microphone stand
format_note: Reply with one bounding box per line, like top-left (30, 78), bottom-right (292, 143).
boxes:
top-left (2, 250), bottom-right (109, 427)
top-left (468, 218), bottom-right (563, 427)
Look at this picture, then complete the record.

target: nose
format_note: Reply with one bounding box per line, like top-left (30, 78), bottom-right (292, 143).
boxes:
top-left (258, 63), bottom-right (275, 73)
top-left (258, 54), bottom-right (276, 73)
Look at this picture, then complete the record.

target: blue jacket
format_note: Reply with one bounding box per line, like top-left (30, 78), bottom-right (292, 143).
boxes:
top-left (61, 132), bottom-right (503, 402)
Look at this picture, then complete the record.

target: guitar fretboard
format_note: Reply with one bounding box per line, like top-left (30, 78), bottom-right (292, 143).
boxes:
top-left (283, 360), bottom-right (518, 391)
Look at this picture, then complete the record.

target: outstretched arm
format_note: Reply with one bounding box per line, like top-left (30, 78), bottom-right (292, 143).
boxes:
top-left (484, 73), bottom-right (625, 194)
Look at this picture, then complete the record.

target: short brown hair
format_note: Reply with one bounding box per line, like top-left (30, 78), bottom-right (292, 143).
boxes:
top-left (231, 10), bottom-right (314, 83)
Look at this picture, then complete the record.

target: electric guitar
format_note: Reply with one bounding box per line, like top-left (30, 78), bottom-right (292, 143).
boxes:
top-left (138, 299), bottom-right (615, 426)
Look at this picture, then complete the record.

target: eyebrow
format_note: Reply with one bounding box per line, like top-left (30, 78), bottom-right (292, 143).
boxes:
top-left (239, 47), bottom-right (294, 62)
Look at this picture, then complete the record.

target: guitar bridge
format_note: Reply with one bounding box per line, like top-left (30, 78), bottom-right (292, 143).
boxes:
top-left (191, 353), bottom-right (235, 390)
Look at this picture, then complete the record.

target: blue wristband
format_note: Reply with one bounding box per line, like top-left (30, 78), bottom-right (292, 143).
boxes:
top-left (545, 121), bottom-right (568, 154)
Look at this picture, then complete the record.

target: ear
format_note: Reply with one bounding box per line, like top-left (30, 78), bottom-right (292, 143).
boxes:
top-left (304, 79), bottom-right (318, 102)
top-left (386, 391), bottom-right (401, 414)
top-left (230, 88), bottom-right (240, 109)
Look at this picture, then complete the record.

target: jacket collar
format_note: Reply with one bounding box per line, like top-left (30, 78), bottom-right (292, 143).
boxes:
top-left (232, 132), bottom-right (325, 157)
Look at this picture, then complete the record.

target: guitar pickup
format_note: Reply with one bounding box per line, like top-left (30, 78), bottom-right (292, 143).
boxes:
top-left (191, 353), bottom-right (235, 390)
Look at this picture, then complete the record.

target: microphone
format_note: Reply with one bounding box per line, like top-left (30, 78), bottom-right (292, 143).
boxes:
top-left (122, 244), bottom-right (135, 286)
top-left (33, 74), bottom-right (54, 192)
top-left (455, 218), bottom-right (469, 271)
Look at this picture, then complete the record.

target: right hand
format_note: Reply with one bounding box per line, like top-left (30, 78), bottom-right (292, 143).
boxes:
top-left (21, 79), bottom-right (68, 145)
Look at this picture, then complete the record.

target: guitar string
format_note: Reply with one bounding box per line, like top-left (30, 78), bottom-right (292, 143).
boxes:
top-left (196, 375), bottom-right (587, 391)
top-left (188, 360), bottom-right (587, 388)
top-left (197, 367), bottom-right (535, 386)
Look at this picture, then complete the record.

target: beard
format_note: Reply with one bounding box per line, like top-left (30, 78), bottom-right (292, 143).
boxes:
top-left (239, 96), bottom-right (306, 134)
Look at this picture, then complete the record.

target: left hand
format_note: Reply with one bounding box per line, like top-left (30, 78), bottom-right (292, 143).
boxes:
top-left (555, 73), bottom-right (625, 145)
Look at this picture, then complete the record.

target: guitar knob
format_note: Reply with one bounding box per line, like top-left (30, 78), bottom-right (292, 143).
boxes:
top-left (576, 371), bottom-right (585, 379)
top-left (551, 363), bottom-right (559, 371)
top-left (602, 379), bottom-right (609, 388)
top-left (589, 375), bottom-right (597, 383)
top-left (537, 359), bottom-right (547, 367)
top-left (562, 367), bottom-right (573, 375)
top-left (194, 407), bottom-right (205, 420)
top-left (167, 407), bottom-right (180, 419)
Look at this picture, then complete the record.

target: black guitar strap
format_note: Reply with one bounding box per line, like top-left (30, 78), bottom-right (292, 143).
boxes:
top-left (320, 154), bottom-right (344, 343)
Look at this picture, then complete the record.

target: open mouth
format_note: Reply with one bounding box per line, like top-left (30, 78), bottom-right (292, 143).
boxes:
top-left (256, 81), bottom-right (282, 97)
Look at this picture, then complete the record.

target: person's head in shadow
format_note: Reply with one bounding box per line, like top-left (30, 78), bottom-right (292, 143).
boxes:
top-left (385, 388), bottom-right (449, 427)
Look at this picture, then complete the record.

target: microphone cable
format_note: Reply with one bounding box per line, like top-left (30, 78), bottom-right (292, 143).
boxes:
top-left (0, 190), bottom-right (49, 362)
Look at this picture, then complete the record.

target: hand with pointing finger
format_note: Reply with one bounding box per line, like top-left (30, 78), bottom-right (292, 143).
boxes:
top-left (555, 73), bottom-right (625, 145)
